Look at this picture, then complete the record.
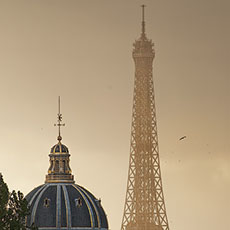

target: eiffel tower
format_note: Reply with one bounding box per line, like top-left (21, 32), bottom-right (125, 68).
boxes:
top-left (121, 6), bottom-right (170, 230)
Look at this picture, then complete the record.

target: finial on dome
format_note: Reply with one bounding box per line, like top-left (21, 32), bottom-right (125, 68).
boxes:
top-left (54, 96), bottom-right (65, 142)
top-left (141, 4), bottom-right (146, 37)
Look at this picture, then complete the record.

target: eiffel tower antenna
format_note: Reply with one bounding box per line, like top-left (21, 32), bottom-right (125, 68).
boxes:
top-left (121, 6), bottom-right (170, 230)
top-left (141, 4), bottom-right (146, 36)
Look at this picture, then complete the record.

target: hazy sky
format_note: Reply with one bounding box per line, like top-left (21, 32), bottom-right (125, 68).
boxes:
top-left (0, 1), bottom-right (229, 230)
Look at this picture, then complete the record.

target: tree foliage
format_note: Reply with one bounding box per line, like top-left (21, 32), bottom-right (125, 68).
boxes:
top-left (0, 173), bottom-right (9, 229)
top-left (0, 173), bottom-right (37, 230)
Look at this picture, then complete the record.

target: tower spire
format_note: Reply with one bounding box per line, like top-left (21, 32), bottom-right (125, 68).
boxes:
top-left (55, 96), bottom-right (65, 142)
top-left (141, 4), bottom-right (146, 37)
top-left (121, 6), bottom-right (170, 230)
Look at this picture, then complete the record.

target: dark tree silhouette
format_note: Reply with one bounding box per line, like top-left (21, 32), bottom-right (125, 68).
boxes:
top-left (0, 173), bottom-right (9, 229)
top-left (0, 173), bottom-right (37, 230)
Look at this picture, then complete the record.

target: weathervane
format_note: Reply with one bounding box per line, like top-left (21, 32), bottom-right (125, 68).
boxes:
top-left (54, 96), bottom-right (65, 142)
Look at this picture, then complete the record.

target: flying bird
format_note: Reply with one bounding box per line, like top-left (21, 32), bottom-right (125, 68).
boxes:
top-left (179, 136), bottom-right (187, 141)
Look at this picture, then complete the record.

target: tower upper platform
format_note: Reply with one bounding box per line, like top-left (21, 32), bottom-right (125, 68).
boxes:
top-left (133, 5), bottom-right (155, 59)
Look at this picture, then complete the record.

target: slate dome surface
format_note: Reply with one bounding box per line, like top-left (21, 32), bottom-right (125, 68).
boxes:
top-left (50, 142), bottom-right (69, 154)
top-left (26, 183), bottom-right (108, 230)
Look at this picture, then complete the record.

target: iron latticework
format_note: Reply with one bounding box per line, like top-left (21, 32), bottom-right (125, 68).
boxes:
top-left (121, 6), bottom-right (170, 230)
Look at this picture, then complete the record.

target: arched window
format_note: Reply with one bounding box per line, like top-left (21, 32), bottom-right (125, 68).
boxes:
top-left (54, 160), bottom-right (59, 173)
top-left (63, 160), bottom-right (66, 173)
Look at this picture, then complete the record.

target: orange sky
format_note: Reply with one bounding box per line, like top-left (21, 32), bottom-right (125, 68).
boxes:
top-left (0, 1), bottom-right (229, 230)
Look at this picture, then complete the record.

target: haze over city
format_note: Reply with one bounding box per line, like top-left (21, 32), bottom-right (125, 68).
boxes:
top-left (0, 1), bottom-right (229, 230)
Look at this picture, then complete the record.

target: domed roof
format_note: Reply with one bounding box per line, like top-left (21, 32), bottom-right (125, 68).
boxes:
top-left (26, 183), bottom-right (108, 229)
top-left (50, 142), bottom-right (69, 154)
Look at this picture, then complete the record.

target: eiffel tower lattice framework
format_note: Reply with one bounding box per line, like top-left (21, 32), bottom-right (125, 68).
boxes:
top-left (121, 6), bottom-right (170, 230)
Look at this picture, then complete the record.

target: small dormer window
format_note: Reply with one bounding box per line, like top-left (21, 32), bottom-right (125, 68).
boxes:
top-left (75, 198), bottom-right (82, 207)
top-left (43, 198), bottom-right (51, 208)
top-left (95, 198), bottom-right (101, 207)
